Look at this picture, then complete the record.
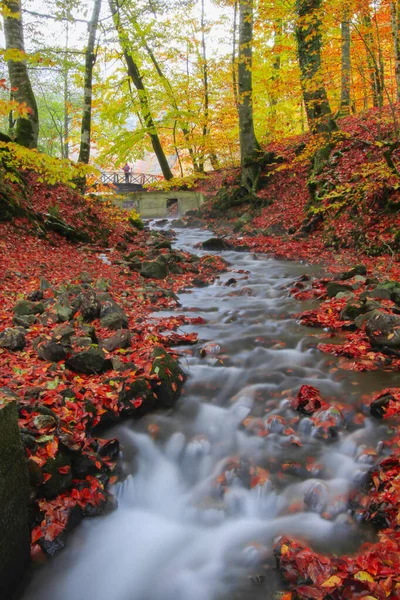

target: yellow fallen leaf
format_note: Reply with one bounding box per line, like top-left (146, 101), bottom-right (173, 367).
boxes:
top-left (321, 575), bottom-right (342, 588)
top-left (280, 544), bottom-right (289, 555)
top-left (354, 571), bottom-right (375, 583)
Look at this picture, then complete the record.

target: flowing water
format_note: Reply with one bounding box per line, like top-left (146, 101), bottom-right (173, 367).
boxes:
top-left (22, 225), bottom-right (398, 600)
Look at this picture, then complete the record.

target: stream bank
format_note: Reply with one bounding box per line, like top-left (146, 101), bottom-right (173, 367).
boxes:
top-left (18, 223), bottom-right (400, 600)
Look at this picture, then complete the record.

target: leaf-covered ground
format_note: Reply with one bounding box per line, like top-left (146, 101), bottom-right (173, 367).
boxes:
top-left (0, 178), bottom-right (226, 559)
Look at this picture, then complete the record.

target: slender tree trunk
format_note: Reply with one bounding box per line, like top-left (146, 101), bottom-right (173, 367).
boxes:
top-left (78, 0), bottom-right (102, 164)
top-left (238, 0), bottom-right (261, 192)
top-left (109, 0), bottom-right (173, 180)
top-left (3, 0), bottom-right (39, 148)
top-left (340, 11), bottom-right (351, 116)
top-left (232, 0), bottom-right (239, 109)
top-left (270, 19), bottom-right (283, 108)
top-left (295, 0), bottom-right (336, 134)
top-left (390, 0), bottom-right (400, 102)
top-left (199, 0), bottom-right (209, 172)
top-left (361, 8), bottom-right (383, 108)
top-left (140, 35), bottom-right (200, 172)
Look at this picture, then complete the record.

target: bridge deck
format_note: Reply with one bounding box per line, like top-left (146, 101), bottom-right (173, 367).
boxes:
top-left (96, 171), bottom-right (164, 192)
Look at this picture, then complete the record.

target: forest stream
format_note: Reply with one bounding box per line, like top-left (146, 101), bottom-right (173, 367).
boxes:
top-left (20, 223), bottom-right (399, 600)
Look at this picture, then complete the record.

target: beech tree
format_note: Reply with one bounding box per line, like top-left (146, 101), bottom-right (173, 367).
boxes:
top-left (390, 0), bottom-right (400, 102)
top-left (78, 0), bottom-right (102, 164)
top-left (109, 0), bottom-right (173, 180)
top-left (340, 9), bottom-right (351, 116)
top-left (238, 0), bottom-right (261, 192)
top-left (3, 0), bottom-right (39, 148)
top-left (295, 0), bottom-right (336, 134)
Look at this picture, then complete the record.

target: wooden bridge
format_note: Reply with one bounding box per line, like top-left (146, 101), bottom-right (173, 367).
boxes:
top-left (96, 171), bottom-right (164, 192)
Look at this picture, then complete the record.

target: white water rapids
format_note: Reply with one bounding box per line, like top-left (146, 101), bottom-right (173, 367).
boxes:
top-left (22, 225), bottom-right (396, 600)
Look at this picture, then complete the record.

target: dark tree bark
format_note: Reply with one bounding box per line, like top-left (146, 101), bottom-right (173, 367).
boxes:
top-left (390, 0), bottom-right (400, 102)
top-left (3, 0), bottom-right (39, 148)
top-left (238, 0), bottom-right (261, 192)
top-left (78, 0), bottom-right (102, 164)
top-left (340, 11), bottom-right (351, 116)
top-left (109, 0), bottom-right (173, 180)
top-left (295, 0), bottom-right (336, 134)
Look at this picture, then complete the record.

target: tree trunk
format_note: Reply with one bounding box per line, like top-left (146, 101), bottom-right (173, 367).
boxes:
top-left (270, 19), bottom-right (283, 109)
top-left (232, 0), bottom-right (239, 108)
top-left (3, 0), bottom-right (39, 148)
top-left (238, 0), bottom-right (261, 193)
top-left (390, 0), bottom-right (400, 102)
top-left (140, 33), bottom-right (200, 172)
top-left (360, 8), bottom-right (383, 108)
top-left (339, 12), bottom-right (351, 116)
top-left (295, 0), bottom-right (336, 134)
top-left (109, 0), bottom-right (173, 180)
top-left (78, 0), bottom-right (102, 164)
top-left (199, 0), bottom-right (209, 172)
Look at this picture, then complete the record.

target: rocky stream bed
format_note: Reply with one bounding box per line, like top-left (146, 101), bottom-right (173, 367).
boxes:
top-left (13, 222), bottom-right (400, 600)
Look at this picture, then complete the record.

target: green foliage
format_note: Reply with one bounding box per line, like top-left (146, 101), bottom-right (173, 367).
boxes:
top-left (0, 141), bottom-right (96, 187)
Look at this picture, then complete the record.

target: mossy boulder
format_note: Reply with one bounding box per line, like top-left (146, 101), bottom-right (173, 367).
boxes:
top-left (364, 310), bottom-right (400, 349)
top-left (14, 300), bottom-right (45, 316)
top-left (140, 261), bottom-right (168, 280)
top-left (119, 377), bottom-right (155, 413)
top-left (202, 237), bottom-right (232, 251)
top-left (39, 451), bottom-right (73, 498)
top-left (340, 301), bottom-right (365, 321)
top-left (150, 347), bottom-right (186, 408)
top-left (337, 265), bottom-right (367, 280)
top-left (326, 282), bottom-right (353, 298)
top-left (0, 402), bottom-right (30, 598)
top-left (0, 327), bottom-right (26, 351)
top-left (66, 347), bottom-right (111, 374)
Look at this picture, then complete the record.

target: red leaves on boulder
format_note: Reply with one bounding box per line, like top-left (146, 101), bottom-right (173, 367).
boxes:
top-left (291, 385), bottom-right (328, 415)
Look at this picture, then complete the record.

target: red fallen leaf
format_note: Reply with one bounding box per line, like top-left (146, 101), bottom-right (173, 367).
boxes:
top-left (46, 438), bottom-right (58, 458)
top-left (43, 473), bottom-right (52, 482)
top-left (58, 465), bottom-right (70, 475)
top-left (171, 382), bottom-right (177, 392)
top-left (44, 522), bottom-right (64, 542)
top-left (31, 526), bottom-right (43, 544)
top-left (133, 398), bottom-right (142, 409)
top-left (295, 585), bottom-right (324, 599)
top-left (95, 461), bottom-right (101, 469)
top-left (143, 361), bottom-right (153, 376)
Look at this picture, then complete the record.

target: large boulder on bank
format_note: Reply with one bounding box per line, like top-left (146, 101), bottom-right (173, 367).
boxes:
top-left (326, 282), bottom-right (353, 298)
top-left (99, 296), bottom-right (129, 330)
top-left (140, 261), bottom-right (168, 280)
top-left (336, 265), bottom-right (367, 280)
top-left (119, 376), bottom-right (155, 413)
top-left (0, 328), bottom-right (26, 351)
top-left (66, 347), bottom-right (111, 374)
top-left (0, 402), bottom-right (30, 598)
top-left (202, 237), bottom-right (232, 251)
top-left (365, 310), bottom-right (400, 349)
